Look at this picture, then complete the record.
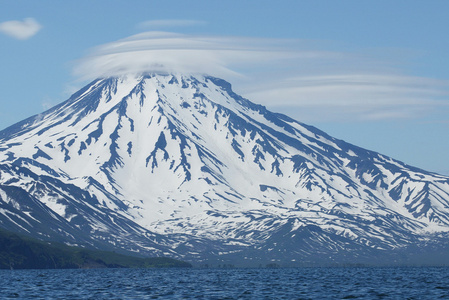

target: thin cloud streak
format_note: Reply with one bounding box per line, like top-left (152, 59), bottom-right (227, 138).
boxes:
top-left (73, 31), bottom-right (449, 122)
top-left (244, 74), bottom-right (449, 121)
top-left (244, 74), bottom-right (448, 106)
top-left (0, 18), bottom-right (42, 40)
top-left (138, 19), bottom-right (207, 29)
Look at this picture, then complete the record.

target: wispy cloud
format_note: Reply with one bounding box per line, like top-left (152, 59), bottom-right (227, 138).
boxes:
top-left (0, 18), bottom-right (42, 40)
top-left (73, 31), bottom-right (449, 122)
top-left (138, 19), bottom-right (207, 29)
top-left (73, 31), bottom-right (315, 80)
top-left (243, 74), bottom-right (449, 121)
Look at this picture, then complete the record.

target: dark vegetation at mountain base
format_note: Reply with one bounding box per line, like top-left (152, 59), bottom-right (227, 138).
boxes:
top-left (0, 229), bottom-right (191, 270)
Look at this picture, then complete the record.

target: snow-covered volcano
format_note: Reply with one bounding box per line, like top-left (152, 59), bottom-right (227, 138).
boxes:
top-left (1, 73), bottom-right (449, 265)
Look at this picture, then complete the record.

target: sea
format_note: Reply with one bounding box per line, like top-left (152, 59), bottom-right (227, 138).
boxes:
top-left (1, 267), bottom-right (449, 299)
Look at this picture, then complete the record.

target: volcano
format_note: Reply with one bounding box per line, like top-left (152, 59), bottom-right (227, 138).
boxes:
top-left (1, 73), bottom-right (449, 266)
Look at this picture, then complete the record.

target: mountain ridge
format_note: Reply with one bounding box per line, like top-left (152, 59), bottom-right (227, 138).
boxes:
top-left (1, 72), bottom-right (449, 265)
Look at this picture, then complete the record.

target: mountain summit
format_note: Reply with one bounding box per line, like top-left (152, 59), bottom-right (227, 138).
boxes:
top-left (1, 73), bottom-right (449, 265)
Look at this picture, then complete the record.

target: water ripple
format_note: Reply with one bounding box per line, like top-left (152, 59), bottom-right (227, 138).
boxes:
top-left (1, 267), bottom-right (449, 299)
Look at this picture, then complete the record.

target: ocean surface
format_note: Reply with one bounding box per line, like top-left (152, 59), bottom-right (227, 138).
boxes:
top-left (1, 267), bottom-right (449, 299)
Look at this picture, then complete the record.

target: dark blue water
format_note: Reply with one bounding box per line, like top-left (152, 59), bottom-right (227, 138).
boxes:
top-left (1, 267), bottom-right (449, 299)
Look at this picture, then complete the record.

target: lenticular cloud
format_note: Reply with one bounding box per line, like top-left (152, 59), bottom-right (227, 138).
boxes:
top-left (73, 31), bottom-right (449, 122)
top-left (73, 31), bottom-right (304, 80)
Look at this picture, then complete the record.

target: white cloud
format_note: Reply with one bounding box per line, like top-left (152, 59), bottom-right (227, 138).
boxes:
top-left (0, 18), bottom-right (42, 40)
top-left (138, 19), bottom-right (206, 29)
top-left (73, 31), bottom-right (317, 80)
top-left (73, 31), bottom-right (449, 122)
top-left (243, 74), bottom-right (449, 121)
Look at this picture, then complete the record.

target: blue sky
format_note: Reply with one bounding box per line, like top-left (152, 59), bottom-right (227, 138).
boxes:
top-left (1, 0), bottom-right (448, 174)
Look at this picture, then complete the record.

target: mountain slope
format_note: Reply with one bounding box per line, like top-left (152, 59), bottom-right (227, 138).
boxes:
top-left (0, 228), bottom-right (191, 269)
top-left (1, 73), bottom-right (449, 265)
